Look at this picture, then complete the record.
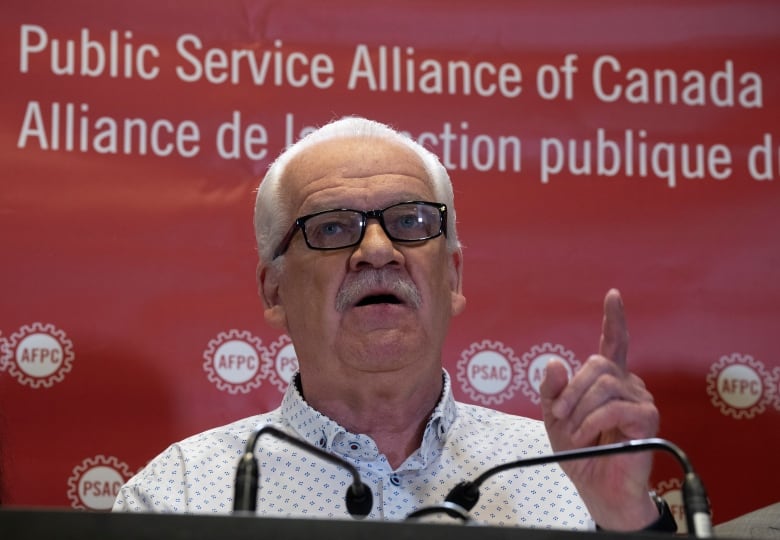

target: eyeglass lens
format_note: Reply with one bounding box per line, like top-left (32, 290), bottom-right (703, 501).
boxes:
top-left (303, 202), bottom-right (443, 250)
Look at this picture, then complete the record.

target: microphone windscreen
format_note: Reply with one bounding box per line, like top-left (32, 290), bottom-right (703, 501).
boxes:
top-left (345, 482), bottom-right (373, 518)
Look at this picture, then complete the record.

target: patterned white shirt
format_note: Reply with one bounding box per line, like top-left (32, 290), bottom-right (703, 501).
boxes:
top-left (113, 371), bottom-right (594, 530)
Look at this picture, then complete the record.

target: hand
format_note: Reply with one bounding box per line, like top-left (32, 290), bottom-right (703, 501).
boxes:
top-left (539, 289), bottom-right (660, 531)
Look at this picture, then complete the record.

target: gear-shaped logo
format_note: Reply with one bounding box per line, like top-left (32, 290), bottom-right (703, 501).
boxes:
top-left (655, 478), bottom-right (687, 534)
top-left (0, 331), bottom-right (8, 373)
top-left (519, 343), bottom-right (581, 405)
top-left (4, 322), bottom-right (75, 388)
top-left (456, 340), bottom-right (524, 406)
top-left (267, 334), bottom-right (298, 393)
top-left (67, 455), bottom-right (133, 510)
top-left (706, 353), bottom-right (772, 419)
top-left (203, 329), bottom-right (272, 394)
top-left (771, 366), bottom-right (780, 412)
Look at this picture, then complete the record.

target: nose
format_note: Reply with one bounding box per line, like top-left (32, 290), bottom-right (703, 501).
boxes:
top-left (349, 219), bottom-right (403, 270)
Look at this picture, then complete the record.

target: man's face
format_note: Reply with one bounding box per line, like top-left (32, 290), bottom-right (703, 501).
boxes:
top-left (258, 137), bottom-right (466, 383)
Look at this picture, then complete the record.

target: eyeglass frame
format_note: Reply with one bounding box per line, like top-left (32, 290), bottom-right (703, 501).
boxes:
top-left (272, 200), bottom-right (448, 259)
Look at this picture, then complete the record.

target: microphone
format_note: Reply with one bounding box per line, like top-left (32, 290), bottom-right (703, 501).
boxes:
top-left (409, 437), bottom-right (712, 537)
top-left (232, 425), bottom-right (373, 518)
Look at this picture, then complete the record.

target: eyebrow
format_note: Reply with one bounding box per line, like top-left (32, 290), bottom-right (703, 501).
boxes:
top-left (302, 195), bottom-right (428, 214)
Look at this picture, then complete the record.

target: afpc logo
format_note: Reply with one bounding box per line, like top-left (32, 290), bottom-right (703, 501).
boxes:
top-left (706, 353), bottom-right (773, 419)
top-left (67, 455), bottom-right (133, 510)
top-left (456, 340), bottom-right (523, 406)
top-left (655, 479), bottom-right (687, 535)
top-left (267, 334), bottom-right (298, 393)
top-left (3, 322), bottom-right (75, 388)
top-left (519, 343), bottom-right (580, 405)
top-left (203, 329), bottom-right (272, 394)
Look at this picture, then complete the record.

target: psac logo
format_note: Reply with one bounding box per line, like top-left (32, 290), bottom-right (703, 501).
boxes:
top-left (267, 334), bottom-right (299, 392)
top-left (518, 343), bottom-right (581, 405)
top-left (67, 455), bottom-right (134, 510)
top-left (203, 331), bottom-right (297, 394)
top-left (1, 322), bottom-right (75, 388)
top-left (456, 340), bottom-right (523, 405)
top-left (706, 353), bottom-right (774, 419)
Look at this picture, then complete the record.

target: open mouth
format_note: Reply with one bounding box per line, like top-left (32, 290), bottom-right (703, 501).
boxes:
top-left (355, 293), bottom-right (403, 307)
top-left (335, 271), bottom-right (421, 312)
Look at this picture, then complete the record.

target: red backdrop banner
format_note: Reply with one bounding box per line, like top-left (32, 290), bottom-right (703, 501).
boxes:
top-left (1, 0), bottom-right (778, 529)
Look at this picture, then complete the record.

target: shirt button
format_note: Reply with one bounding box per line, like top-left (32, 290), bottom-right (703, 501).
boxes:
top-left (389, 474), bottom-right (401, 487)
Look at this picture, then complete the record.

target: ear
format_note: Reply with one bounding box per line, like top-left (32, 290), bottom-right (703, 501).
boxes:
top-left (257, 262), bottom-right (288, 330)
top-left (448, 248), bottom-right (466, 316)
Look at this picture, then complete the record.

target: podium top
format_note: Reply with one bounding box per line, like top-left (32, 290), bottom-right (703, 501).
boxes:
top-left (0, 508), bottom-right (687, 540)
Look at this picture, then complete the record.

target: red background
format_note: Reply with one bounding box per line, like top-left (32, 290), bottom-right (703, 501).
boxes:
top-left (1, 0), bottom-right (778, 525)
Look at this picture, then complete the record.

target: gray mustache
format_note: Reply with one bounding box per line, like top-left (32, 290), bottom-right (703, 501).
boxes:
top-left (335, 269), bottom-right (421, 312)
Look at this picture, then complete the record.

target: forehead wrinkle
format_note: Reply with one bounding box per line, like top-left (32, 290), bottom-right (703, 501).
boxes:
top-left (301, 176), bottom-right (433, 215)
top-left (282, 138), bottom-right (433, 213)
top-left (287, 155), bottom-right (429, 185)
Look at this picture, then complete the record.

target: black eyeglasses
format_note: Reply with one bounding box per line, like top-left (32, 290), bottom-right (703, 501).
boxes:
top-left (273, 201), bottom-right (447, 259)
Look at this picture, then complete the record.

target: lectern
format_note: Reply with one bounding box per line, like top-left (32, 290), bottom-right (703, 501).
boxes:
top-left (0, 508), bottom-right (697, 540)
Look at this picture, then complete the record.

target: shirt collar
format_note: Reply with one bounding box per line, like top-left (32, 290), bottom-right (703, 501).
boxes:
top-left (275, 370), bottom-right (459, 466)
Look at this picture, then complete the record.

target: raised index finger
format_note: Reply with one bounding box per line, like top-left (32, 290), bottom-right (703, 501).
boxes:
top-left (598, 288), bottom-right (629, 370)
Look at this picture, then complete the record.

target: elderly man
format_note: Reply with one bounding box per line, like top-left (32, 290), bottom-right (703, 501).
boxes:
top-left (113, 116), bottom-right (673, 532)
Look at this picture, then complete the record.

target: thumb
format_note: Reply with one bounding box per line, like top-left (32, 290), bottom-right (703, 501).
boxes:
top-left (539, 359), bottom-right (569, 421)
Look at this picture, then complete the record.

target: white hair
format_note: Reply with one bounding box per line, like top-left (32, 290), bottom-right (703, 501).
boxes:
top-left (254, 116), bottom-right (460, 264)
